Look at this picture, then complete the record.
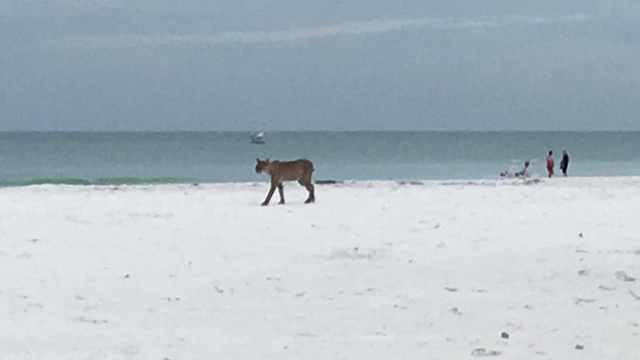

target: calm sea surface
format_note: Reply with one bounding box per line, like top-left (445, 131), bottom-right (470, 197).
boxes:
top-left (0, 132), bottom-right (639, 186)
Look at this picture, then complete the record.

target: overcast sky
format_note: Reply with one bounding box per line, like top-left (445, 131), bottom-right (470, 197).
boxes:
top-left (1, 1), bottom-right (640, 131)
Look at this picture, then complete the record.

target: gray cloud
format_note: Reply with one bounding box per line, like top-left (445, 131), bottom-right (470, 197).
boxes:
top-left (47, 14), bottom-right (592, 48)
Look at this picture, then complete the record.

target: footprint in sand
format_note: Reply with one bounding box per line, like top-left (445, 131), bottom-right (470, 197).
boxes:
top-left (471, 348), bottom-right (502, 357)
top-left (73, 316), bottom-right (108, 324)
top-left (573, 297), bottom-right (596, 305)
top-left (577, 269), bottom-right (590, 276)
top-left (328, 247), bottom-right (379, 260)
top-left (615, 271), bottom-right (636, 282)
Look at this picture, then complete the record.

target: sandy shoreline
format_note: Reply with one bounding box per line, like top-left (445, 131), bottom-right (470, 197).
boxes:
top-left (1, 177), bottom-right (639, 359)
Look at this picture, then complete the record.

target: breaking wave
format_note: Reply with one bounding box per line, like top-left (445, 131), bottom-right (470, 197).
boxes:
top-left (0, 177), bottom-right (196, 187)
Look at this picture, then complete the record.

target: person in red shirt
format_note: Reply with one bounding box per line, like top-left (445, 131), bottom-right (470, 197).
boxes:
top-left (546, 150), bottom-right (555, 178)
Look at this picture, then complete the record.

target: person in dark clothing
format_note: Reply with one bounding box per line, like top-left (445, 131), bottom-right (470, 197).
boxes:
top-left (559, 150), bottom-right (570, 176)
top-left (515, 160), bottom-right (530, 177)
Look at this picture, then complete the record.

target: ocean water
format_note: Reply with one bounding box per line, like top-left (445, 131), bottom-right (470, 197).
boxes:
top-left (0, 132), bottom-right (639, 186)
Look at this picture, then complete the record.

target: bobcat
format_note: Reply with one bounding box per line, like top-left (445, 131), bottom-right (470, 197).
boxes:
top-left (255, 158), bottom-right (315, 206)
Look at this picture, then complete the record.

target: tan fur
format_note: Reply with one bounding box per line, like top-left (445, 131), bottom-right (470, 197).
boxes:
top-left (255, 158), bottom-right (315, 205)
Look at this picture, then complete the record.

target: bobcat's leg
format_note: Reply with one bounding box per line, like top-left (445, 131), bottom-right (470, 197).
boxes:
top-left (299, 177), bottom-right (315, 204)
top-left (262, 184), bottom-right (277, 206)
top-left (304, 183), bottom-right (315, 203)
top-left (277, 183), bottom-right (285, 204)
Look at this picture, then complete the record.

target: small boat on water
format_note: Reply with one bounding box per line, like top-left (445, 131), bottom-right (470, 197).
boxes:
top-left (251, 132), bottom-right (265, 144)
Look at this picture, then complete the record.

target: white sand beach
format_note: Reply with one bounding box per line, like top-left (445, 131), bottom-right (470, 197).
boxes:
top-left (1, 177), bottom-right (639, 359)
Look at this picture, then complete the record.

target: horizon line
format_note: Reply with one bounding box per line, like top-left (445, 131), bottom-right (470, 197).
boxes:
top-left (2, 130), bottom-right (640, 134)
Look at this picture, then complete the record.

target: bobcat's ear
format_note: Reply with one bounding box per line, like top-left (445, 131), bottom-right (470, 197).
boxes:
top-left (256, 158), bottom-right (260, 162)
